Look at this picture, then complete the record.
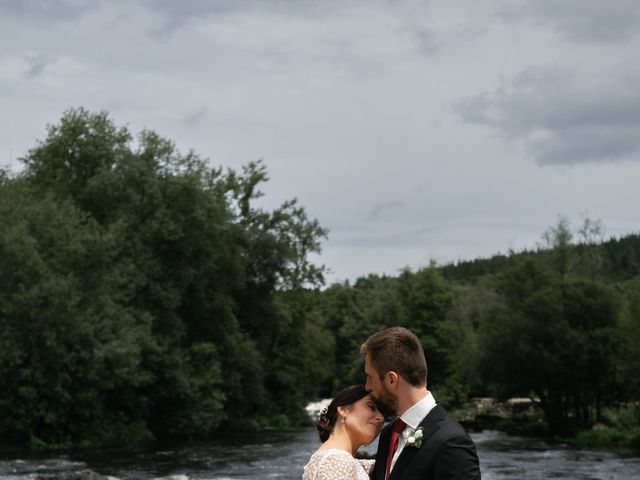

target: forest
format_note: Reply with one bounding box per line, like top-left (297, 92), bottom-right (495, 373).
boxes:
top-left (1, 109), bottom-right (639, 449)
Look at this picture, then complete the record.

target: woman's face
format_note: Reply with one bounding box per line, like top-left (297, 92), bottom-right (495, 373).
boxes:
top-left (344, 394), bottom-right (384, 446)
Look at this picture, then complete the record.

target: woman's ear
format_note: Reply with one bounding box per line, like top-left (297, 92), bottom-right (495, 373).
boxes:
top-left (337, 405), bottom-right (347, 418)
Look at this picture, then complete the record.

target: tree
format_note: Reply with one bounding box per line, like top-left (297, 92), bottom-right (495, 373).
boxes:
top-left (1, 108), bottom-right (329, 445)
top-left (576, 215), bottom-right (605, 281)
top-left (616, 277), bottom-right (640, 401)
top-left (539, 214), bottom-right (574, 280)
top-left (480, 255), bottom-right (621, 434)
top-left (397, 267), bottom-right (455, 391)
top-left (0, 180), bottom-right (154, 444)
top-left (444, 281), bottom-right (501, 401)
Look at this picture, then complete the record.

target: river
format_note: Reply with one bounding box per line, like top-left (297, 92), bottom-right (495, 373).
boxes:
top-left (1, 429), bottom-right (639, 480)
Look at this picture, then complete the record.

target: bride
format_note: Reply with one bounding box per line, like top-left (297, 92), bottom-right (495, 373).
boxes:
top-left (303, 385), bottom-right (384, 480)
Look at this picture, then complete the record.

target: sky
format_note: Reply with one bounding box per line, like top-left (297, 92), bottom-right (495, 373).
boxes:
top-left (2, 0), bottom-right (640, 284)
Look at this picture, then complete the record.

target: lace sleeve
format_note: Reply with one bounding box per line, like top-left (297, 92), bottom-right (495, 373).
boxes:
top-left (357, 459), bottom-right (375, 477)
top-left (313, 451), bottom-right (358, 480)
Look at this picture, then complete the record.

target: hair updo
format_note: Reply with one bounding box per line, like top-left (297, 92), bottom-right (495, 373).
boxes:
top-left (316, 384), bottom-right (370, 442)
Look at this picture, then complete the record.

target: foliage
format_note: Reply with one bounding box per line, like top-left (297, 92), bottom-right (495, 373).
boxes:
top-left (574, 405), bottom-right (640, 451)
top-left (575, 426), bottom-right (640, 451)
top-left (478, 218), bottom-right (624, 434)
top-left (0, 108), bottom-right (328, 446)
top-left (616, 277), bottom-right (640, 401)
top-left (2, 108), bottom-right (639, 447)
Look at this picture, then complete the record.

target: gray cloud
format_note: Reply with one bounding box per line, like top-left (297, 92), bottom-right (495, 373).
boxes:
top-left (141, 0), bottom-right (342, 34)
top-left (333, 223), bottom-right (436, 248)
top-left (530, 126), bottom-right (640, 166)
top-left (366, 200), bottom-right (404, 221)
top-left (456, 67), bottom-right (640, 165)
top-left (182, 106), bottom-right (209, 125)
top-left (3, 0), bottom-right (640, 282)
top-left (414, 27), bottom-right (440, 56)
top-left (144, 0), bottom-right (371, 17)
top-left (500, 0), bottom-right (640, 43)
top-left (142, 0), bottom-right (236, 33)
top-left (23, 53), bottom-right (56, 78)
top-left (0, 0), bottom-right (94, 21)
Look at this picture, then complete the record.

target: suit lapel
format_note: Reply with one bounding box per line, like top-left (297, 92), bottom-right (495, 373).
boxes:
top-left (389, 404), bottom-right (446, 480)
top-left (376, 423), bottom-right (393, 480)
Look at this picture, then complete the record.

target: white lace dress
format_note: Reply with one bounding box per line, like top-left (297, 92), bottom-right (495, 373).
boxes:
top-left (303, 448), bottom-right (374, 480)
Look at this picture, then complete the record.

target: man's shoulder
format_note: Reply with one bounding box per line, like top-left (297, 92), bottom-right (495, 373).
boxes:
top-left (420, 406), bottom-right (476, 445)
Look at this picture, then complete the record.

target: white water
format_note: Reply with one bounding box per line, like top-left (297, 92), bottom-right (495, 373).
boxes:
top-left (1, 429), bottom-right (639, 480)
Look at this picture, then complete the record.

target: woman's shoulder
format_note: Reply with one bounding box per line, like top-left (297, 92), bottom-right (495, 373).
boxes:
top-left (308, 448), bottom-right (354, 463)
top-left (317, 448), bottom-right (353, 456)
top-left (304, 448), bottom-right (358, 480)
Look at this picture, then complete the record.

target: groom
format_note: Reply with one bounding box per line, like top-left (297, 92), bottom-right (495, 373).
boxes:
top-left (361, 327), bottom-right (480, 480)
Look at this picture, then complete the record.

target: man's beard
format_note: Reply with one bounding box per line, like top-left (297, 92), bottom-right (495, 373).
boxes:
top-left (375, 385), bottom-right (399, 416)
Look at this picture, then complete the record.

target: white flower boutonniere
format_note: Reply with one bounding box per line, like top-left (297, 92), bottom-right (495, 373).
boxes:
top-left (406, 427), bottom-right (424, 448)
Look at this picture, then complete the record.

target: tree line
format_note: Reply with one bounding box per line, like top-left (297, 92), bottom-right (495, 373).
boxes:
top-left (1, 109), bottom-right (639, 448)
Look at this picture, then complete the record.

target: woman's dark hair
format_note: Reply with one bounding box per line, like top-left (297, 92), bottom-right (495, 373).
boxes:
top-left (317, 384), bottom-right (371, 442)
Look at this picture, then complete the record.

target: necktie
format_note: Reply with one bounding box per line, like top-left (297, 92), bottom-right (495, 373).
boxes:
top-left (385, 418), bottom-right (406, 480)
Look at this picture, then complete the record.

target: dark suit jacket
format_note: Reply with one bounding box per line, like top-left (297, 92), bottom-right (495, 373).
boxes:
top-left (372, 405), bottom-right (480, 480)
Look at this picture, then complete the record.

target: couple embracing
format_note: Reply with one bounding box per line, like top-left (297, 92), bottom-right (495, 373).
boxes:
top-left (303, 327), bottom-right (481, 480)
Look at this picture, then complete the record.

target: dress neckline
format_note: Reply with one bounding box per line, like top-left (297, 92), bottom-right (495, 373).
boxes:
top-left (314, 447), bottom-right (353, 457)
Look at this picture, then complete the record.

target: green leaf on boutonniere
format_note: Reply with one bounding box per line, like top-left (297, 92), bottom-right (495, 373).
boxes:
top-left (406, 426), bottom-right (424, 448)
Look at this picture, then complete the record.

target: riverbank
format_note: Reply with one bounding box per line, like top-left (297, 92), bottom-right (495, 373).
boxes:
top-left (451, 398), bottom-right (640, 453)
top-left (10, 397), bottom-right (639, 455)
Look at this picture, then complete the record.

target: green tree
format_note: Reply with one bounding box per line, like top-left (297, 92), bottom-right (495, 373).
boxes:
top-left (616, 277), bottom-right (640, 401)
top-left (1, 108), bottom-right (329, 446)
top-left (0, 180), bottom-right (154, 445)
top-left (480, 256), bottom-right (620, 434)
top-left (397, 267), bottom-right (454, 391)
top-left (443, 281), bottom-right (501, 402)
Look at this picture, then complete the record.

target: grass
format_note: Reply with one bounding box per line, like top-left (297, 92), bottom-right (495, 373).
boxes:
top-left (572, 405), bottom-right (640, 452)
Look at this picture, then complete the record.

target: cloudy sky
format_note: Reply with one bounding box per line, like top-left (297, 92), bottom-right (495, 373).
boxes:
top-left (2, 0), bottom-right (640, 283)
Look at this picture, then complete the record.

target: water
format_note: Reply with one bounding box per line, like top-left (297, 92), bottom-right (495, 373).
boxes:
top-left (1, 429), bottom-right (639, 480)
top-left (474, 430), bottom-right (640, 480)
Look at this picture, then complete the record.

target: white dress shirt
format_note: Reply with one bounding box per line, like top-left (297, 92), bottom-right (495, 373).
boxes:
top-left (389, 391), bottom-right (437, 472)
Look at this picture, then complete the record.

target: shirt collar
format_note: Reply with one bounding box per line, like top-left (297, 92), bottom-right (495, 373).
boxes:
top-left (399, 391), bottom-right (436, 430)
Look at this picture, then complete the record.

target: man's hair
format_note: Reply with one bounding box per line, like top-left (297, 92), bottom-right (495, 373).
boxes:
top-left (360, 326), bottom-right (427, 387)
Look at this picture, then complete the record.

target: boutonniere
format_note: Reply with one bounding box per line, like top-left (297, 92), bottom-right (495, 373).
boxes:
top-left (406, 427), bottom-right (424, 448)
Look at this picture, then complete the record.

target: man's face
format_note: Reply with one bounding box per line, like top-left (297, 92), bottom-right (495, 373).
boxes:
top-left (364, 354), bottom-right (398, 414)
